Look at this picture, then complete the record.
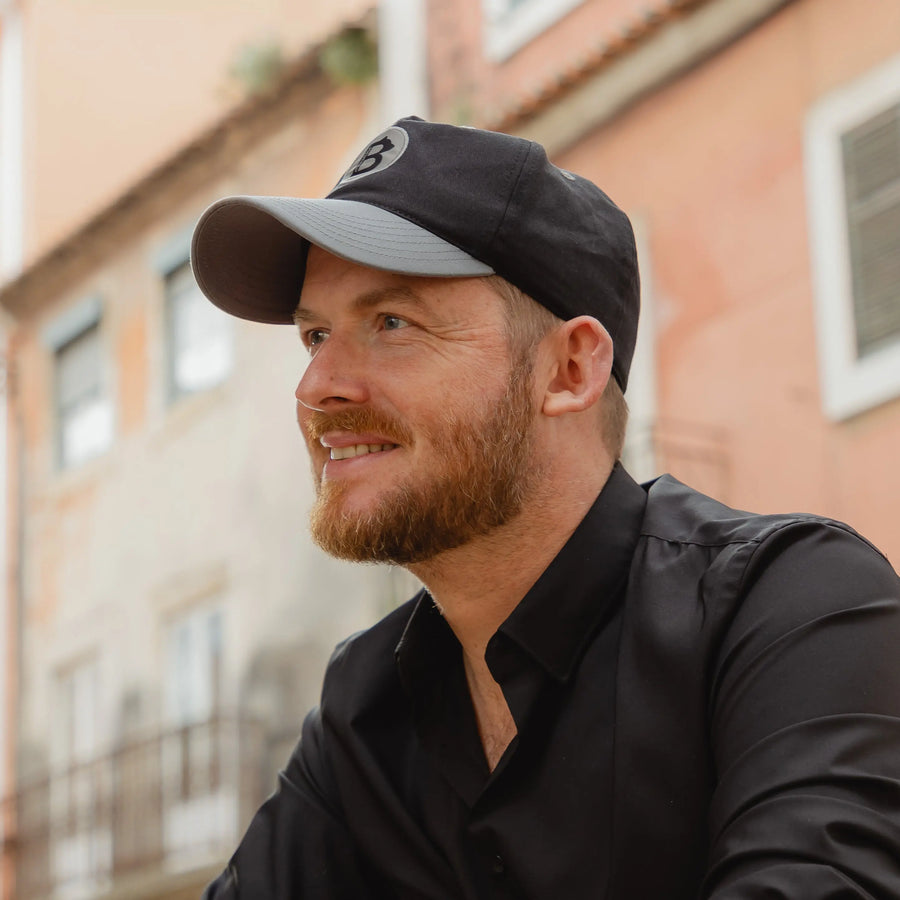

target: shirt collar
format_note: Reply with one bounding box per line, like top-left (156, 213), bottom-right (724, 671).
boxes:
top-left (493, 462), bottom-right (648, 682)
top-left (396, 464), bottom-right (648, 688)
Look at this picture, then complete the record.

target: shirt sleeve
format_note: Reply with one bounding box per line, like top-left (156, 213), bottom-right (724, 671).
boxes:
top-left (703, 521), bottom-right (900, 897)
top-left (201, 705), bottom-right (387, 900)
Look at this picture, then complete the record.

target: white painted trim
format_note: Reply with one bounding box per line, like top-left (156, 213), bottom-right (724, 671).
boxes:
top-left (484, 0), bottom-right (587, 61)
top-left (623, 215), bottom-right (658, 482)
top-left (378, 0), bottom-right (429, 122)
top-left (0, 6), bottom-right (25, 279)
top-left (0, 6), bottom-right (20, 837)
top-left (0, 29), bottom-right (17, 829)
top-left (805, 51), bottom-right (900, 421)
top-left (0, 324), bottom-right (7, 839)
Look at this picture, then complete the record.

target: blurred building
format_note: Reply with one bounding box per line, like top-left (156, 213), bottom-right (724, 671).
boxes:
top-left (6, 0), bottom-right (376, 270)
top-left (0, 4), bottom-right (429, 897)
top-left (1, 0), bottom-right (24, 278)
top-left (427, 0), bottom-right (900, 560)
top-left (1, 0), bottom-right (899, 896)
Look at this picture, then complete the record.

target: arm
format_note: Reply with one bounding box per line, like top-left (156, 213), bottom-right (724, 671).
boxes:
top-left (704, 522), bottom-right (900, 897)
top-left (202, 706), bottom-right (387, 899)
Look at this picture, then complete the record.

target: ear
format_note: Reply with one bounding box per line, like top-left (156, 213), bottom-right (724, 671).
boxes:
top-left (541, 316), bottom-right (614, 417)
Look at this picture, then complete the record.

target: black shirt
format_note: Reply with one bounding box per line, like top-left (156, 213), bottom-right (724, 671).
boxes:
top-left (204, 466), bottom-right (900, 898)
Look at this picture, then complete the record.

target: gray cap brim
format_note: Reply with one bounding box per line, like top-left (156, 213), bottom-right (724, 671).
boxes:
top-left (190, 195), bottom-right (494, 324)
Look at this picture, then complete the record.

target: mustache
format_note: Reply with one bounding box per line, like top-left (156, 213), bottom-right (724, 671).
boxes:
top-left (303, 407), bottom-right (414, 445)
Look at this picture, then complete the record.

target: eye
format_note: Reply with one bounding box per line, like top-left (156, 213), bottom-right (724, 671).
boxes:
top-left (381, 314), bottom-right (409, 332)
top-left (303, 328), bottom-right (329, 353)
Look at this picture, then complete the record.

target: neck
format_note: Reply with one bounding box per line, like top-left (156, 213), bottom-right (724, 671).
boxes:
top-left (408, 457), bottom-right (615, 660)
top-left (409, 456), bottom-right (614, 771)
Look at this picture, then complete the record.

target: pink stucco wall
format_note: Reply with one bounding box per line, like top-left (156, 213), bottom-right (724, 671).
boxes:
top-left (427, 0), bottom-right (900, 562)
top-left (555, 0), bottom-right (900, 560)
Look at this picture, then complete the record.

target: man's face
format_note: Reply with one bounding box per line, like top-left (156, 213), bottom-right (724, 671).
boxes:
top-left (294, 247), bottom-right (544, 565)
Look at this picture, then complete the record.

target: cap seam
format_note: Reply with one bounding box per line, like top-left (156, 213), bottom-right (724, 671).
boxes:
top-left (486, 141), bottom-right (536, 256)
top-left (608, 225), bottom-right (631, 352)
top-left (480, 142), bottom-right (577, 326)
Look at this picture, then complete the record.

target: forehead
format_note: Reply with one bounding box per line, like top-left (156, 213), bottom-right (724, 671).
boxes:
top-left (296, 246), bottom-right (506, 327)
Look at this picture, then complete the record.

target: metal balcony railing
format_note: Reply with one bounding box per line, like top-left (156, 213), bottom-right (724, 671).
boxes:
top-left (5, 716), bottom-right (267, 900)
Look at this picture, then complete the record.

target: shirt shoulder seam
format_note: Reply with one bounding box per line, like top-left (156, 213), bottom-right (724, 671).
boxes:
top-left (639, 532), bottom-right (761, 550)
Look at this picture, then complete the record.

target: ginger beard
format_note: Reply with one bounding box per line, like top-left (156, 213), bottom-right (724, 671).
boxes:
top-left (304, 354), bottom-right (540, 565)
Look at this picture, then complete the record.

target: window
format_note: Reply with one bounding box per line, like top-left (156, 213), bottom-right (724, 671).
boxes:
top-left (55, 320), bottom-right (113, 469)
top-left (805, 53), bottom-right (900, 420)
top-left (56, 658), bottom-right (101, 769)
top-left (841, 104), bottom-right (900, 358)
top-left (483, 0), bottom-right (587, 60)
top-left (165, 604), bottom-right (223, 727)
top-left (162, 604), bottom-right (234, 866)
top-left (52, 659), bottom-right (111, 899)
top-left (165, 260), bottom-right (233, 401)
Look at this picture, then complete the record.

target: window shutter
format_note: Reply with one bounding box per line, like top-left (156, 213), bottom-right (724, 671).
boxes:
top-left (841, 101), bottom-right (900, 358)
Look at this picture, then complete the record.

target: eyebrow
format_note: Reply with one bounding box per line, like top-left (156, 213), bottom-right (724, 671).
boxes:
top-left (293, 286), bottom-right (429, 327)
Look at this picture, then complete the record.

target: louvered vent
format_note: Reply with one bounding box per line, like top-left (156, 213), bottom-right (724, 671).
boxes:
top-left (841, 101), bottom-right (900, 358)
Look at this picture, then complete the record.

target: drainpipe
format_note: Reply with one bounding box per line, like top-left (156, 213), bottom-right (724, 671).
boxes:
top-left (0, 2), bottom-right (25, 895)
top-left (377, 0), bottom-right (429, 123)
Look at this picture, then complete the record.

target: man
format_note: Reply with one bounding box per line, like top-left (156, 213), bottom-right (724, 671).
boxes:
top-left (191, 117), bottom-right (900, 898)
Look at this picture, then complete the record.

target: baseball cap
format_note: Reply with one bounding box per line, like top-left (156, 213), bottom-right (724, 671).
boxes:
top-left (191, 116), bottom-right (640, 389)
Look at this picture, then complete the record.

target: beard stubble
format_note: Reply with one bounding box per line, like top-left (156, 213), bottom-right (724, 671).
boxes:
top-left (305, 355), bottom-right (540, 565)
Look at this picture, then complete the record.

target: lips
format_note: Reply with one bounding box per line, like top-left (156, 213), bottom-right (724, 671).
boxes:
top-left (304, 408), bottom-right (412, 448)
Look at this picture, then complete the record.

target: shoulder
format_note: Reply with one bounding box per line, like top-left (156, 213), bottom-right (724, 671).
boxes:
top-left (628, 474), bottom-right (899, 656)
top-left (640, 474), bottom-right (895, 592)
top-left (641, 474), bottom-right (873, 550)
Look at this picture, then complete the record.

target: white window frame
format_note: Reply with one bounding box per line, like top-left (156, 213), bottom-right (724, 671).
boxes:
top-left (483, 0), bottom-right (587, 61)
top-left (805, 52), bottom-right (900, 421)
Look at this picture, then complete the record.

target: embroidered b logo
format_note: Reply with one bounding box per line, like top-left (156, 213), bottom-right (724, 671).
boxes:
top-left (337, 126), bottom-right (409, 186)
top-left (350, 137), bottom-right (395, 177)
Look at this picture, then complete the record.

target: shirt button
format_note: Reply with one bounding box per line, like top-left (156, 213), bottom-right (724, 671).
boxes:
top-left (491, 854), bottom-right (506, 877)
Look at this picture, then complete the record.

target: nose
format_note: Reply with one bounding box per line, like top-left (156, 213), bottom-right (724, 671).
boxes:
top-left (295, 334), bottom-right (370, 412)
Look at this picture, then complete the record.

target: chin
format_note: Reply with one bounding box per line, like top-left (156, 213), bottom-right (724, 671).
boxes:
top-left (318, 479), bottom-right (386, 516)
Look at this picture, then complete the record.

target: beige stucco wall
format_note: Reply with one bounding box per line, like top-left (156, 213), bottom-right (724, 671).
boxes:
top-left (11, 87), bottom-right (409, 794)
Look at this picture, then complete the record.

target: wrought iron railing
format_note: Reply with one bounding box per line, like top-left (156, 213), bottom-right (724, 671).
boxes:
top-left (6, 716), bottom-right (267, 899)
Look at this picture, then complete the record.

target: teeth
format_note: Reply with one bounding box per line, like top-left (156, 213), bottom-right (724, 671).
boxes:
top-left (330, 443), bottom-right (395, 461)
